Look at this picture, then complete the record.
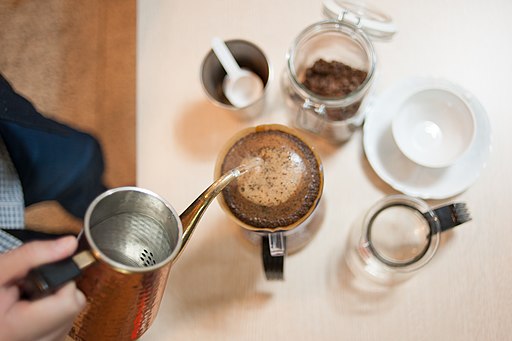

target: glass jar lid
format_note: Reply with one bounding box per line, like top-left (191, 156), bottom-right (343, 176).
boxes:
top-left (322, 0), bottom-right (397, 40)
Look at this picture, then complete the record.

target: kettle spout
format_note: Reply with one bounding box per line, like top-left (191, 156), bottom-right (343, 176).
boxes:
top-left (176, 159), bottom-right (261, 260)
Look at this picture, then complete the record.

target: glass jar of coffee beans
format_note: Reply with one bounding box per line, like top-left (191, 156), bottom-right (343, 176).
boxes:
top-left (282, 0), bottom-right (396, 143)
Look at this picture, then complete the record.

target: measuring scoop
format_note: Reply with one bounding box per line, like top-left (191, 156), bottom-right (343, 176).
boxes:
top-left (211, 37), bottom-right (264, 108)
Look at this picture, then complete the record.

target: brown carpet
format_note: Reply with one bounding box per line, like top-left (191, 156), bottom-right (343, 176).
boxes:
top-left (0, 0), bottom-right (136, 233)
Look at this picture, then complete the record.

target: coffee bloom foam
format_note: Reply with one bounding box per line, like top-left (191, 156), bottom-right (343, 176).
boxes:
top-left (238, 148), bottom-right (305, 207)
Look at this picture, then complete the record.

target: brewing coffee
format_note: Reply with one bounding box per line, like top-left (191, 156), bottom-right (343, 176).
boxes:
top-left (219, 127), bottom-right (322, 230)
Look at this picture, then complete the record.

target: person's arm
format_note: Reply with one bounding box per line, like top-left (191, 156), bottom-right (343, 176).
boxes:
top-left (0, 236), bottom-right (86, 341)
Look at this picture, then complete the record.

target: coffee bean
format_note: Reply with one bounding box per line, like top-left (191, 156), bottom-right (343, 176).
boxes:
top-left (302, 59), bottom-right (368, 121)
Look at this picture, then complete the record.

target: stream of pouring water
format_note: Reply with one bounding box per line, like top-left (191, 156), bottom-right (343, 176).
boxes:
top-left (230, 156), bottom-right (263, 177)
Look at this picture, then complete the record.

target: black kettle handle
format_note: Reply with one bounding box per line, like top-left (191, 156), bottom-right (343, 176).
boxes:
top-left (0, 228), bottom-right (89, 300)
top-left (20, 257), bottom-right (82, 300)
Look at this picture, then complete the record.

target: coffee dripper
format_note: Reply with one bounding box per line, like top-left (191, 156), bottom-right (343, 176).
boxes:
top-left (214, 124), bottom-right (324, 280)
top-left (19, 164), bottom-right (255, 341)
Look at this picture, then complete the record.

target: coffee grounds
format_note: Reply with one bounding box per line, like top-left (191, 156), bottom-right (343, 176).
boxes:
top-left (220, 129), bottom-right (322, 230)
top-left (302, 59), bottom-right (367, 120)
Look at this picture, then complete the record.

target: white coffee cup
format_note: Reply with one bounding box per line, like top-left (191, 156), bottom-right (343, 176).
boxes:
top-left (392, 88), bottom-right (476, 168)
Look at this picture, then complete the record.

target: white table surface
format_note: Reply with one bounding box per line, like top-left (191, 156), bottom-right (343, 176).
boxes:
top-left (137, 0), bottom-right (512, 339)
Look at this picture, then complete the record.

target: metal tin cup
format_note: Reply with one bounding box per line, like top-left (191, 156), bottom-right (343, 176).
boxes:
top-left (215, 124), bottom-right (324, 280)
top-left (200, 39), bottom-right (272, 119)
top-left (68, 187), bottom-right (183, 340)
top-left (346, 195), bottom-right (471, 285)
top-left (282, 0), bottom-right (396, 143)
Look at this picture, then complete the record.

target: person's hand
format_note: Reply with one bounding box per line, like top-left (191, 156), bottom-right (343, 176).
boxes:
top-left (0, 236), bottom-right (86, 341)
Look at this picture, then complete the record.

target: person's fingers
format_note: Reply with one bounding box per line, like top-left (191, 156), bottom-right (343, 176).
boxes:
top-left (0, 285), bottom-right (20, 314)
top-left (7, 281), bottom-right (86, 340)
top-left (0, 236), bottom-right (77, 283)
top-left (37, 323), bottom-right (75, 341)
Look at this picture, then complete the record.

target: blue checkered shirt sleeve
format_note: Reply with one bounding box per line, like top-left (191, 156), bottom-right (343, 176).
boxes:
top-left (0, 135), bottom-right (24, 253)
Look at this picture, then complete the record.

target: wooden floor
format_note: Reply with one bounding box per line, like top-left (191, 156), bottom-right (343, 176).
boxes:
top-left (0, 0), bottom-right (136, 233)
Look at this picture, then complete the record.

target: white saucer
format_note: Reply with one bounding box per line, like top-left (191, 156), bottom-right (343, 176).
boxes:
top-left (363, 77), bottom-right (491, 199)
